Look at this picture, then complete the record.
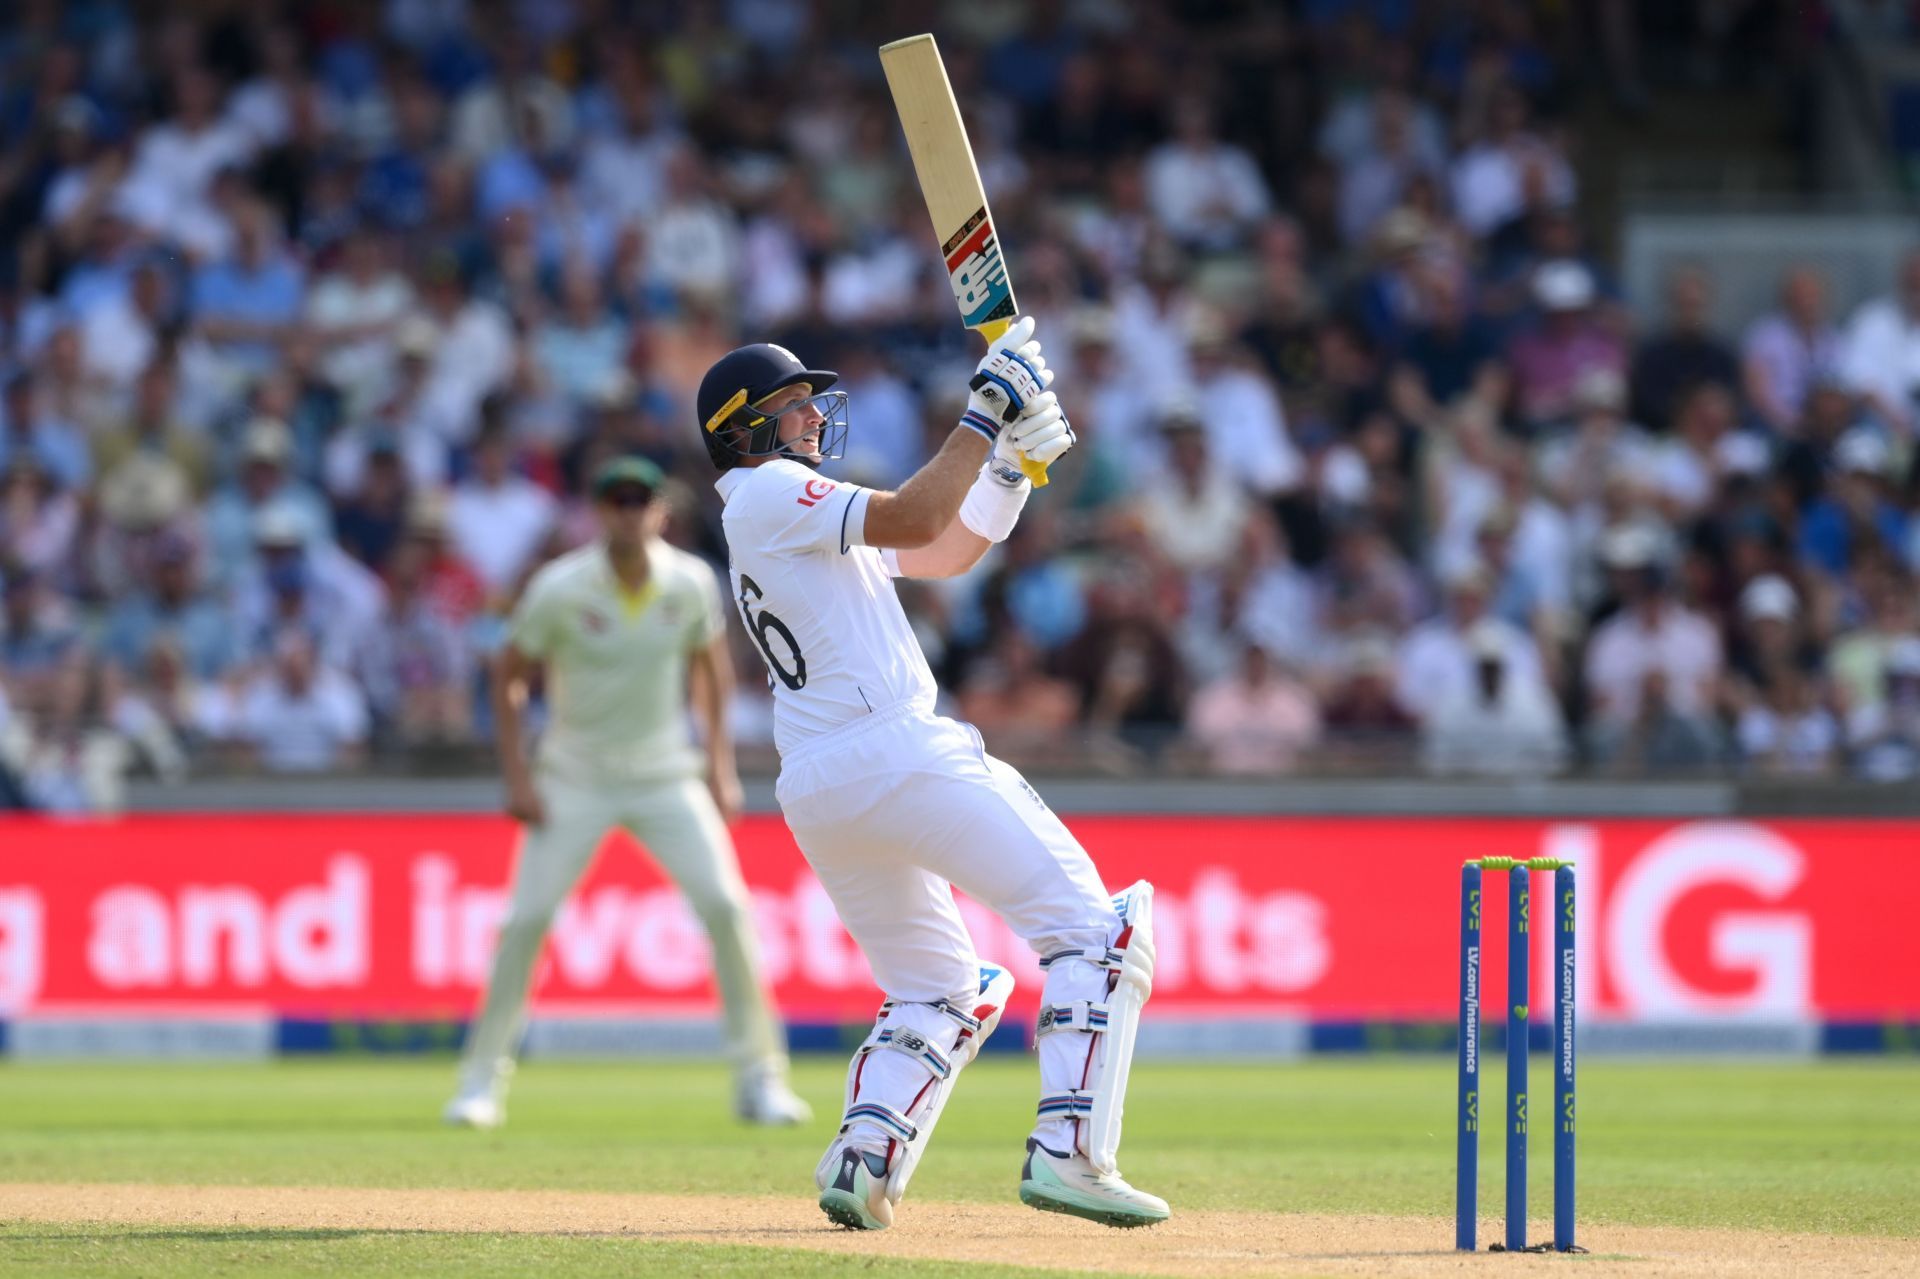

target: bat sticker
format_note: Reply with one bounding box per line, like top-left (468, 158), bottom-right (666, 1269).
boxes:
top-left (943, 208), bottom-right (1014, 330)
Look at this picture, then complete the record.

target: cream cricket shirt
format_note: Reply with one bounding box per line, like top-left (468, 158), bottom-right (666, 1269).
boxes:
top-left (714, 459), bottom-right (937, 756)
top-left (508, 539), bottom-right (724, 784)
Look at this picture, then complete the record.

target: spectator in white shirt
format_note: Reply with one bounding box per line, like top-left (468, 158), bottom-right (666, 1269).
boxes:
top-left (1848, 637), bottom-right (1920, 780)
top-left (1584, 526), bottom-right (1723, 728)
top-left (414, 253), bottom-right (514, 445)
top-left (1188, 311), bottom-right (1302, 500)
top-left (645, 147), bottom-right (741, 300)
top-left (78, 258), bottom-right (172, 391)
top-left (445, 420), bottom-right (556, 598)
top-left (1070, 308), bottom-right (1157, 484)
top-left (1134, 409), bottom-right (1251, 576)
top-left (1422, 618), bottom-right (1569, 776)
top-left (1737, 667), bottom-right (1839, 776)
top-left (1395, 560), bottom-right (1551, 723)
top-left (233, 503), bottom-right (387, 672)
top-left (1653, 382), bottom-right (1739, 520)
top-left (580, 62), bottom-right (680, 228)
top-left (1109, 239), bottom-right (1203, 408)
top-left (117, 67), bottom-right (256, 246)
top-left (1143, 95), bottom-right (1271, 253)
top-left (224, 22), bottom-right (321, 151)
top-left (232, 632), bottom-right (370, 773)
top-left (323, 319), bottom-right (449, 499)
top-left (1337, 89), bottom-right (1445, 248)
top-left (450, 40), bottom-right (574, 162)
top-left (1448, 85), bottom-right (1575, 239)
top-left (1838, 249), bottom-right (1920, 436)
top-left (1742, 265), bottom-right (1843, 436)
top-left (306, 226), bottom-right (416, 415)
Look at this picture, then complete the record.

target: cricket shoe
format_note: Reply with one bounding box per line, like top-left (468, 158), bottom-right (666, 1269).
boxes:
top-left (441, 1090), bottom-right (504, 1130)
top-left (735, 1063), bottom-right (814, 1126)
top-left (1018, 1138), bottom-right (1170, 1228)
top-left (818, 1146), bottom-right (894, 1230)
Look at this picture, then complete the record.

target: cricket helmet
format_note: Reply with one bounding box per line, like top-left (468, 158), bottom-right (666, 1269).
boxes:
top-left (697, 343), bottom-right (846, 471)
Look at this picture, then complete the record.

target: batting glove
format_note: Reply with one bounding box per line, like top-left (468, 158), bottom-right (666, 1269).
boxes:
top-left (987, 390), bottom-right (1074, 485)
top-left (962, 315), bottom-right (1053, 435)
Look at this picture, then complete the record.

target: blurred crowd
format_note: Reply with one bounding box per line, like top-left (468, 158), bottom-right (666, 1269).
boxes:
top-left (1, 0), bottom-right (1915, 809)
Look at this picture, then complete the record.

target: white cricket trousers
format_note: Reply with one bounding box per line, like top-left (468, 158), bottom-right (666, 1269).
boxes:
top-left (777, 699), bottom-right (1122, 1152)
top-left (460, 773), bottom-right (786, 1088)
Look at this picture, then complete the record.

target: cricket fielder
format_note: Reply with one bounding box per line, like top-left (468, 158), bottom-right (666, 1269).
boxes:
top-left (702, 327), bottom-right (1168, 1229)
top-left (445, 456), bottom-right (810, 1129)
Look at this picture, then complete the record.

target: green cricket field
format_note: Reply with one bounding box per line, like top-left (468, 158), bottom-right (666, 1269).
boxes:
top-left (1, 1056), bottom-right (1915, 1276)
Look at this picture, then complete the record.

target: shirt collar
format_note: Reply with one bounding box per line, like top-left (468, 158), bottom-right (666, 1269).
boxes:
top-left (593, 539), bottom-right (663, 616)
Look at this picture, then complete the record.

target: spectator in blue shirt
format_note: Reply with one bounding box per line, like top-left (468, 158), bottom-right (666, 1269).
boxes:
top-left (1800, 429), bottom-right (1907, 578)
top-left (100, 532), bottom-right (236, 681)
top-left (203, 416), bottom-right (332, 589)
top-left (0, 567), bottom-right (84, 716)
top-left (0, 369), bottom-right (90, 492)
top-left (189, 200), bottom-right (305, 375)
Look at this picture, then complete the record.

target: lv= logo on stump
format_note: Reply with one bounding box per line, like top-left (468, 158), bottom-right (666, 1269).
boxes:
top-left (1457, 857), bottom-right (1584, 1254)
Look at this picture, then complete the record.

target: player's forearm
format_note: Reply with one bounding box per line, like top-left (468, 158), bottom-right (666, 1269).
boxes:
top-left (895, 515), bottom-right (993, 579)
top-left (861, 427), bottom-right (991, 548)
top-left (691, 646), bottom-right (738, 776)
top-left (489, 662), bottom-right (535, 788)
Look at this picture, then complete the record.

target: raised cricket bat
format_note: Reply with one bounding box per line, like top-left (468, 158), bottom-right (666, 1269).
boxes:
top-left (880, 33), bottom-right (1049, 486)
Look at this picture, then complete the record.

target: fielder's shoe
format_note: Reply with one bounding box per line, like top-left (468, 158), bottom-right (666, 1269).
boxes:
top-left (735, 1063), bottom-right (813, 1126)
top-left (818, 1146), bottom-right (894, 1230)
top-left (441, 1090), bottom-right (504, 1130)
top-left (1018, 1137), bottom-right (1170, 1228)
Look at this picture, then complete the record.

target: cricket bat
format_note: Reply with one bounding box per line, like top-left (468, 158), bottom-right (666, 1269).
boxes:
top-left (880, 33), bottom-right (1049, 486)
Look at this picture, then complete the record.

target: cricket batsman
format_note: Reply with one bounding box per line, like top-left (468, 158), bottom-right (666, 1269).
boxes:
top-left (445, 456), bottom-right (810, 1129)
top-left (702, 326), bottom-right (1168, 1229)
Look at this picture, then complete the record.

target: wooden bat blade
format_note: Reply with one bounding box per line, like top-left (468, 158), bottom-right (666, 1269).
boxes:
top-left (880, 33), bottom-right (1047, 485)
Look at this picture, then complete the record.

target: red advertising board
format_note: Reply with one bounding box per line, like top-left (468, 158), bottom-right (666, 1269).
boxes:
top-left (0, 815), bottom-right (1914, 1021)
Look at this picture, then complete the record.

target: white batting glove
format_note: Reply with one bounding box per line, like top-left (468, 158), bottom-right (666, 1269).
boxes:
top-left (962, 315), bottom-right (1053, 433)
top-left (986, 390), bottom-right (1075, 485)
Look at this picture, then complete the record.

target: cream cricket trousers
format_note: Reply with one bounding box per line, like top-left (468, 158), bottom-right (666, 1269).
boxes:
top-left (460, 773), bottom-right (786, 1089)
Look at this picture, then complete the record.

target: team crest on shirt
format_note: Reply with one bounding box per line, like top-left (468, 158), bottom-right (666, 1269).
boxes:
top-left (580, 606), bottom-right (609, 634)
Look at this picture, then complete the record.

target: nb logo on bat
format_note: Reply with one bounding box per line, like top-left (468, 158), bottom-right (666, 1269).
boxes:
top-left (951, 243), bottom-right (1009, 322)
top-left (945, 208), bottom-right (1013, 327)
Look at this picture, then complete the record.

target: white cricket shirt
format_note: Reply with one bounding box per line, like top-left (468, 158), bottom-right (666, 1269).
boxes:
top-left (507, 538), bottom-right (724, 783)
top-left (714, 459), bottom-right (936, 755)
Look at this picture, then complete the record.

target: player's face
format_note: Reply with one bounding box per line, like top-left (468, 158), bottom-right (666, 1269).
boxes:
top-left (763, 384), bottom-right (827, 462)
top-left (596, 484), bottom-right (661, 544)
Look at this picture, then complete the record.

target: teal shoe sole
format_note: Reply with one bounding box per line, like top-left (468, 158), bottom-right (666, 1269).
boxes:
top-left (1019, 1180), bottom-right (1168, 1229)
top-left (819, 1188), bottom-right (888, 1231)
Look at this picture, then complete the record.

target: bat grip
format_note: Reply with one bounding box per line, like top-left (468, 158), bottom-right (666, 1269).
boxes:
top-left (1019, 454), bottom-right (1051, 486)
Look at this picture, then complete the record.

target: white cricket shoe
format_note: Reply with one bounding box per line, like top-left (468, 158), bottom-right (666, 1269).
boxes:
top-left (818, 1145), bottom-right (894, 1230)
top-left (442, 1090), bottom-right (504, 1130)
top-left (1018, 1137), bottom-right (1170, 1228)
top-left (736, 1063), bottom-right (813, 1126)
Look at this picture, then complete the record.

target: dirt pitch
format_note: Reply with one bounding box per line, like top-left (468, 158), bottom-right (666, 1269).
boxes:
top-left (3, 1182), bottom-right (1916, 1278)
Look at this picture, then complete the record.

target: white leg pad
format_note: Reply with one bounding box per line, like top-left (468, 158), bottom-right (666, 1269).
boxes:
top-left (813, 963), bottom-right (1015, 1204)
top-left (1036, 881), bottom-right (1154, 1177)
